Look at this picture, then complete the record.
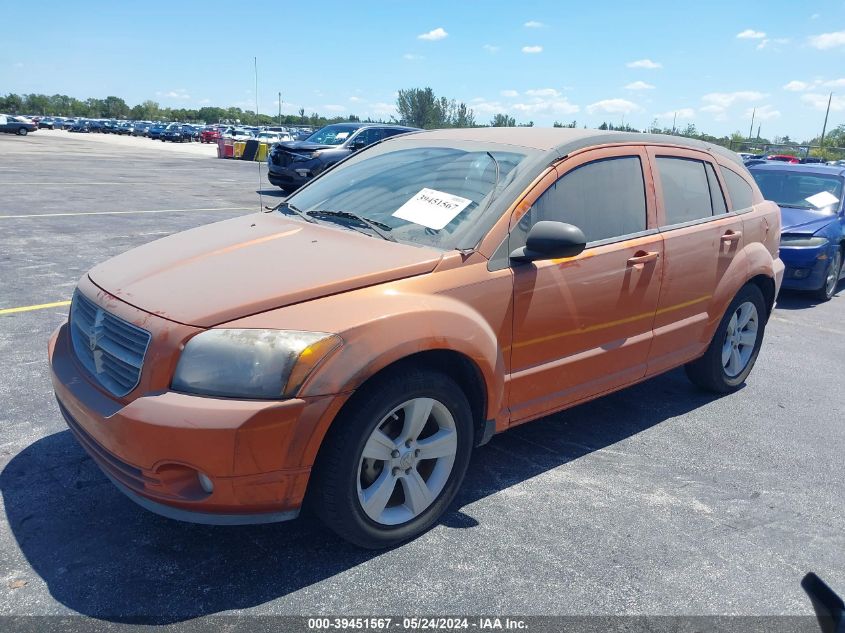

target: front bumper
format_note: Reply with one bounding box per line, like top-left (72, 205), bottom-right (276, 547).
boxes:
top-left (267, 164), bottom-right (311, 189)
top-left (779, 243), bottom-right (831, 291)
top-left (48, 307), bottom-right (344, 524)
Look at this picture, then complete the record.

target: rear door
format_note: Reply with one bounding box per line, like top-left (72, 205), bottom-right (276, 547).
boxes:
top-left (508, 146), bottom-right (664, 423)
top-left (645, 147), bottom-right (746, 375)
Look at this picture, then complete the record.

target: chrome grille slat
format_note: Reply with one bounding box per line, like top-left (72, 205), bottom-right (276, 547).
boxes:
top-left (69, 291), bottom-right (151, 397)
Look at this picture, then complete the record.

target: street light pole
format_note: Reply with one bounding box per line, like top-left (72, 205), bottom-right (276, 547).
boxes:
top-left (278, 92), bottom-right (282, 126)
top-left (748, 107), bottom-right (755, 140)
top-left (820, 92), bottom-right (833, 147)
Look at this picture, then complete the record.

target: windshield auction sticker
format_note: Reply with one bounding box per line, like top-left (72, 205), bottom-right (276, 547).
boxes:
top-left (392, 188), bottom-right (473, 230)
top-left (805, 191), bottom-right (839, 208)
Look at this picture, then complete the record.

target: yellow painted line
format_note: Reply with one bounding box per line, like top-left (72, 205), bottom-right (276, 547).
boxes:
top-left (0, 206), bottom-right (253, 219)
top-left (0, 300), bottom-right (71, 316)
top-left (513, 295), bottom-right (712, 350)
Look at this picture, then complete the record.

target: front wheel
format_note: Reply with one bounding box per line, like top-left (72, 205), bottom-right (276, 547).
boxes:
top-left (310, 368), bottom-right (474, 549)
top-left (812, 248), bottom-right (842, 302)
top-left (685, 284), bottom-right (767, 393)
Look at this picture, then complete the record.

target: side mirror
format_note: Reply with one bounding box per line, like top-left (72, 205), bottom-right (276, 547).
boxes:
top-left (510, 221), bottom-right (587, 262)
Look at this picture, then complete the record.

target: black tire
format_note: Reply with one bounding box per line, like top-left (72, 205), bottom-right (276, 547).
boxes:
top-left (17, 127), bottom-right (27, 136)
top-left (685, 283), bottom-right (768, 393)
top-left (309, 368), bottom-right (474, 549)
top-left (811, 248), bottom-right (842, 302)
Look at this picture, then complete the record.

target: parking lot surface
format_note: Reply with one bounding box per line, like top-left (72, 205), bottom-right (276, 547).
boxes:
top-left (0, 132), bottom-right (843, 623)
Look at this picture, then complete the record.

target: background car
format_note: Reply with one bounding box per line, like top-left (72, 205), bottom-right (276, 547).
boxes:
top-left (161, 123), bottom-right (197, 142)
top-left (766, 154), bottom-right (800, 164)
top-left (69, 120), bottom-right (91, 133)
top-left (200, 126), bottom-right (222, 143)
top-left (0, 114), bottom-right (37, 135)
top-left (147, 123), bottom-right (168, 139)
top-left (255, 131), bottom-right (292, 145)
top-left (750, 162), bottom-right (845, 300)
top-left (267, 122), bottom-right (418, 191)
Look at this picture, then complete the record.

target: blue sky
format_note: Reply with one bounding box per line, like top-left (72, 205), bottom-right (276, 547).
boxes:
top-left (3, 0), bottom-right (845, 140)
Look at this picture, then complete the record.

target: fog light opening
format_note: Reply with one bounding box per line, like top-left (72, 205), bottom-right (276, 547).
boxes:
top-left (197, 472), bottom-right (214, 494)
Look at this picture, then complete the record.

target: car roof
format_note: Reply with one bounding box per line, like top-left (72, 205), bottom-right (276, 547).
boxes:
top-left (749, 162), bottom-right (845, 177)
top-left (403, 127), bottom-right (745, 167)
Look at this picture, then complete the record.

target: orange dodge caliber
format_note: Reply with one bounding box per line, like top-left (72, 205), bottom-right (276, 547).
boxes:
top-left (49, 128), bottom-right (784, 548)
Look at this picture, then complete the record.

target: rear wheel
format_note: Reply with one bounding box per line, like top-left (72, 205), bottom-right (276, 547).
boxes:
top-left (685, 284), bottom-right (767, 393)
top-left (17, 127), bottom-right (27, 136)
top-left (812, 248), bottom-right (842, 302)
top-left (310, 368), bottom-right (474, 549)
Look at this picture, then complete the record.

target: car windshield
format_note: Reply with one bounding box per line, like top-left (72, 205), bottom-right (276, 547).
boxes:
top-left (305, 125), bottom-right (359, 146)
top-left (286, 144), bottom-right (530, 249)
top-left (752, 171), bottom-right (843, 212)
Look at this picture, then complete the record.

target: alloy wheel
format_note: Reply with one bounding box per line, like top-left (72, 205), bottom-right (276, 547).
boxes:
top-left (357, 397), bottom-right (458, 526)
top-left (722, 301), bottom-right (759, 378)
top-left (824, 250), bottom-right (842, 298)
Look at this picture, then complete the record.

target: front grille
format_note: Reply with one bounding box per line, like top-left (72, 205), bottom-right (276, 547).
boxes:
top-left (69, 290), bottom-right (151, 397)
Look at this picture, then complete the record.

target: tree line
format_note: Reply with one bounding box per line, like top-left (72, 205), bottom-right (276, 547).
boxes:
top-left (3, 89), bottom-right (843, 157)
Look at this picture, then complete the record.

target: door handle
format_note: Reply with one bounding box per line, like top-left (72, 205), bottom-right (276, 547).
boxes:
top-left (721, 230), bottom-right (742, 242)
top-left (626, 251), bottom-right (659, 266)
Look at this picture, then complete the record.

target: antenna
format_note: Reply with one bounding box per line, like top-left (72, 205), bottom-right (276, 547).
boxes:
top-left (254, 56), bottom-right (264, 213)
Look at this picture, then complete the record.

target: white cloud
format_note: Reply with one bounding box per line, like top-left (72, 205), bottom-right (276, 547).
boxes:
top-left (824, 78), bottom-right (845, 88)
top-left (626, 58), bottom-right (662, 69)
top-left (808, 31), bottom-right (845, 49)
top-left (757, 37), bottom-right (789, 50)
top-left (522, 45), bottom-right (543, 54)
top-left (624, 81), bottom-right (655, 90)
top-left (746, 105), bottom-right (781, 121)
top-left (402, 53), bottom-right (424, 60)
top-left (512, 98), bottom-right (579, 115)
top-left (586, 98), bottom-right (641, 115)
top-left (482, 44), bottom-right (500, 53)
top-left (701, 91), bottom-right (766, 108)
top-left (654, 108), bottom-right (695, 120)
top-left (324, 104), bottom-right (346, 112)
top-left (418, 27), bottom-right (448, 41)
top-left (802, 93), bottom-right (845, 112)
top-left (370, 102), bottom-right (397, 116)
top-left (525, 88), bottom-right (560, 97)
top-left (524, 20), bottom-right (545, 28)
top-left (700, 105), bottom-right (724, 113)
top-left (737, 29), bottom-right (766, 40)
top-left (157, 89), bottom-right (190, 100)
top-left (783, 80), bottom-right (810, 92)
top-left (348, 96), bottom-right (364, 102)
top-left (500, 89), bottom-right (519, 97)
top-left (197, 98), bottom-right (211, 105)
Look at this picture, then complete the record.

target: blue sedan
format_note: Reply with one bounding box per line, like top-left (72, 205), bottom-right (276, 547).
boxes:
top-left (750, 163), bottom-right (845, 301)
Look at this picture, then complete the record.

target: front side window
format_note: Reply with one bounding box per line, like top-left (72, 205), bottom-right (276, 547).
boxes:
top-left (656, 157), bottom-right (715, 225)
top-left (520, 156), bottom-right (647, 243)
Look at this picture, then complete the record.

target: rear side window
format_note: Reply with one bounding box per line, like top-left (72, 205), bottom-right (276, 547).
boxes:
top-left (721, 167), bottom-right (755, 211)
top-left (656, 157), bottom-right (715, 225)
top-left (526, 156), bottom-right (647, 243)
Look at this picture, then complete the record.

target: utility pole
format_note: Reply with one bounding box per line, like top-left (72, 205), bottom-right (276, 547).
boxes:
top-left (672, 112), bottom-right (677, 134)
top-left (820, 92), bottom-right (833, 147)
top-left (278, 92), bottom-right (282, 126)
top-left (748, 107), bottom-right (756, 140)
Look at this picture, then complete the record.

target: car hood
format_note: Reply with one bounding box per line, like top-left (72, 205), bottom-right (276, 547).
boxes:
top-left (779, 205), bottom-right (837, 235)
top-left (88, 213), bottom-right (443, 328)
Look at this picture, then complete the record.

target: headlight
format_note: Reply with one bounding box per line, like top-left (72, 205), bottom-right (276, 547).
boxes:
top-left (171, 329), bottom-right (342, 399)
top-left (779, 235), bottom-right (829, 247)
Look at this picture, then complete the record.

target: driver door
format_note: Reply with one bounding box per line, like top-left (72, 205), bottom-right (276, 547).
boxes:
top-left (508, 146), bottom-right (664, 424)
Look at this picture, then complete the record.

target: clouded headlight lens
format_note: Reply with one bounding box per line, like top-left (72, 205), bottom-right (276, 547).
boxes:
top-left (171, 329), bottom-right (341, 399)
top-left (779, 235), bottom-right (829, 247)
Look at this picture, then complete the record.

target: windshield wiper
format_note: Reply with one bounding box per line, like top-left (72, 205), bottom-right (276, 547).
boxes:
top-left (307, 210), bottom-right (396, 242)
top-left (267, 200), bottom-right (316, 223)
